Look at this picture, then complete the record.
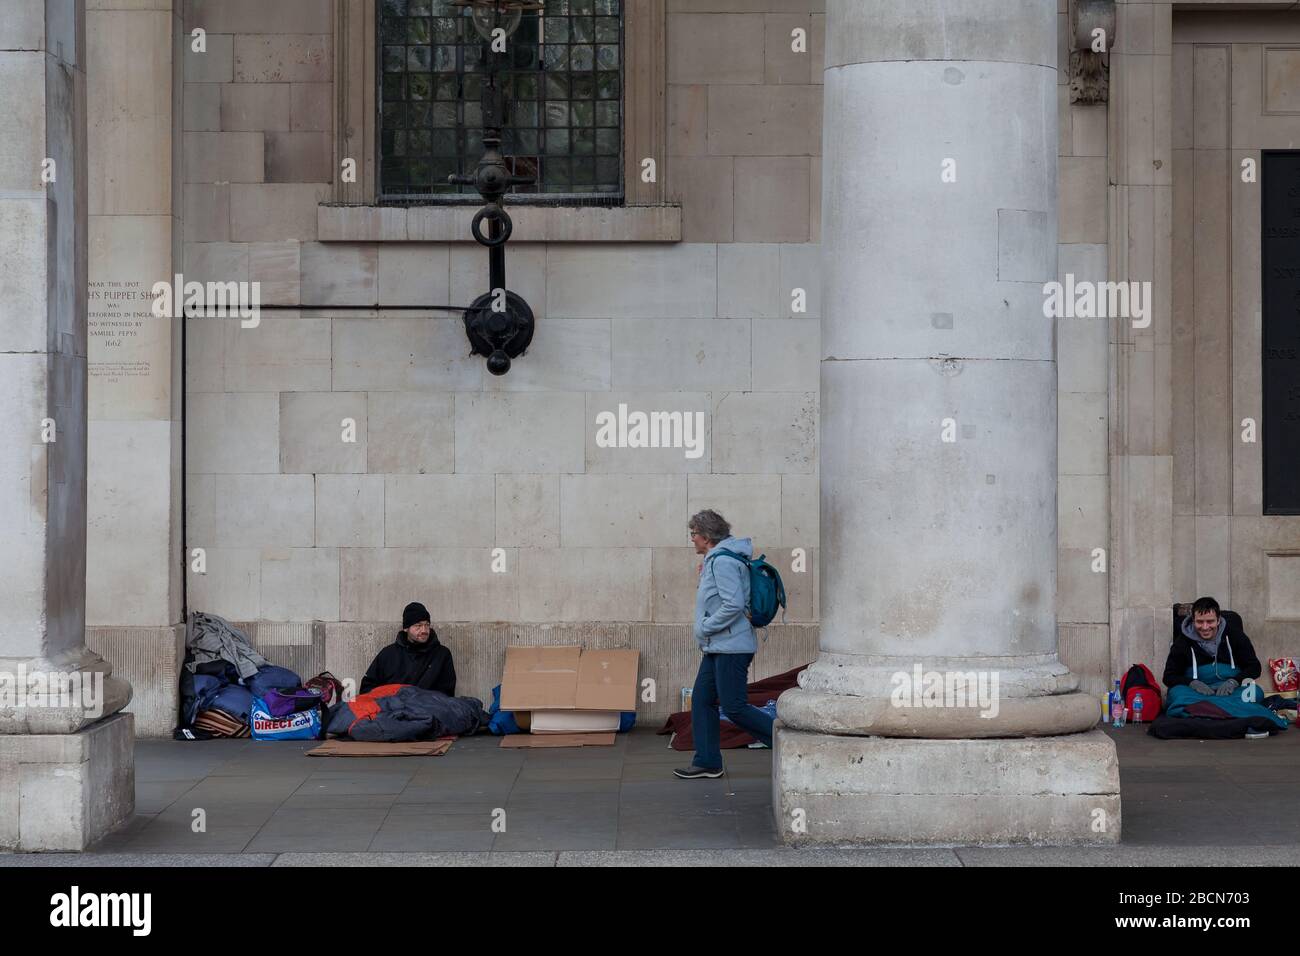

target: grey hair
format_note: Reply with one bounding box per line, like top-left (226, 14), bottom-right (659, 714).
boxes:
top-left (689, 509), bottom-right (731, 545)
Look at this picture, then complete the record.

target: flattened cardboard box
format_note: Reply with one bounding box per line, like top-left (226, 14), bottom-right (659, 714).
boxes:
top-left (500, 645), bottom-right (639, 713)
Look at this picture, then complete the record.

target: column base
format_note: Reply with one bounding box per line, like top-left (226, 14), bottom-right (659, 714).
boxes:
top-left (0, 712), bottom-right (135, 851)
top-left (772, 723), bottom-right (1120, 845)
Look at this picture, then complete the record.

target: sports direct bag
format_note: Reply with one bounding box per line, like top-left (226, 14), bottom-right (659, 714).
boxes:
top-left (250, 695), bottom-right (323, 741)
top-left (711, 549), bottom-right (787, 630)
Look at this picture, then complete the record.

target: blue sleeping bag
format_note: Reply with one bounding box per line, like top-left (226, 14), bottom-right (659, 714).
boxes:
top-left (1165, 665), bottom-right (1287, 730)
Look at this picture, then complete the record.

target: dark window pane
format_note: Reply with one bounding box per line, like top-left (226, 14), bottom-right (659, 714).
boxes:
top-left (514, 129), bottom-right (538, 153)
top-left (406, 17), bottom-right (430, 43)
top-left (511, 41), bottom-right (537, 69)
top-left (546, 74), bottom-right (569, 99)
top-left (513, 102), bottom-right (539, 127)
top-left (434, 44), bottom-right (457, 71)
top-left (379, 4), bottom-right (622, 200)
top-left (432, 130), bottom-right (457, 154)
top-left (433, 16), bottom-right (459, 42)
top-left (408, 101), bottom-right (432, 127)
top-left (544, 101), bottom-right (568, 127)
top-left (544, 129), bottom-right (570, 154)
top-left (544, 157), bottom-right (571, 185)
top-left (543, 16), bottom-right (569, 44)
top-left (596, 156), bottom-right (619, 183)
top-left (514, 73), bottom-right (538, 99)
top-left (408, 73), bottom-right (433, 100)
top-left (543, 45), bottom-right (568, 70)
top-left (572, 158), bottom-right (595, 186)
top-left (408, 45), bottom-right (432, 71)
top-left (595, 17), bottom-right (619, 42)
top-left (433, 102), bottom-right (458, 126)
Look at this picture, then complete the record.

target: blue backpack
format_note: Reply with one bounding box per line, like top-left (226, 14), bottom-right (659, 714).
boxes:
top-left (710, 549), bottom-right (787, 630)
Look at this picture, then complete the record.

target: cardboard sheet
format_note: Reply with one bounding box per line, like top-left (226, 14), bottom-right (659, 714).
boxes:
top-left (499, 732), bottom-right (617, 748)
top-left (500, 645), bottom-right (639, 712)
top-left (576, 650), bottom-right (639, 711)
top-left (308, 738), bottom-right (454, 757)
top-left (500, 646), bottom-right (582, 711)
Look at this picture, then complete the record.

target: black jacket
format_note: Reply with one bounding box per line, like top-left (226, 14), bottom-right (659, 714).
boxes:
top-left (1162, 615), bottom-right (1261, 689)
top-left (360, 630), bottom-right (456, 697)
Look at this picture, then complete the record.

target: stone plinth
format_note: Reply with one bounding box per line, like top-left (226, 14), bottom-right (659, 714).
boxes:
top-left (773, 725), bottom-right (1120, 845)
top-left (0, 713), bottom-right (135, 851)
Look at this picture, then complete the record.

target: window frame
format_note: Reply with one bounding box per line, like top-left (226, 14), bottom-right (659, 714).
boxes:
top-left (374, 2), bottom-right (628, 205)
top-left (332, 0), bottom-right (667, 217)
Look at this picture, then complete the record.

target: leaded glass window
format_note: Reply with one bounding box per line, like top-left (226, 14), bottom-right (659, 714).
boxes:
top-left (378, 0), bottom-right (624, 201)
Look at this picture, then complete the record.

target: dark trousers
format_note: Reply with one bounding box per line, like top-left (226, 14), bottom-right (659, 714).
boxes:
top-left (691, 652), bottom-right (774, 770)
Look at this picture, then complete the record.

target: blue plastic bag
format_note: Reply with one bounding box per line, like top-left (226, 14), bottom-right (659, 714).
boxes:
top-left (487, 684), bottom-right (521, 735)
top-left (250, 695), bottom-right (322, 741)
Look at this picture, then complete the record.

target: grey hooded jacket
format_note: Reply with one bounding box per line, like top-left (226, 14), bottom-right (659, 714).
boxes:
top-left (693, 535), bottom-right (757, 654)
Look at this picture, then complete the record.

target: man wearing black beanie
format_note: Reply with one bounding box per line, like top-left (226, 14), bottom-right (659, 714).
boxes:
top-left (359, 601), bottom-right (457, 696)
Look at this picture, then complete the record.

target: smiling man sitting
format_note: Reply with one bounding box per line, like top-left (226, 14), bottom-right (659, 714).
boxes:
top-left (1163, 596), bottom-right (1262, 697)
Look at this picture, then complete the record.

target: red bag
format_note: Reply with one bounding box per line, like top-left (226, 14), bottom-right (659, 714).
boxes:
top-left (304, 671), bottom-right (345, 707)
top-left (1121, 663), bottom-right (1163, 720)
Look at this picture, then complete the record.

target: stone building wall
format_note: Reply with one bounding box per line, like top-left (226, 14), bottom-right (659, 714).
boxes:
top-left (89, 0), bottom-right (1118, 731)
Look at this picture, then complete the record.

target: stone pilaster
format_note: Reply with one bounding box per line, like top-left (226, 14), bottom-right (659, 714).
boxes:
top-left (0, 0), bottom-right (134, 851)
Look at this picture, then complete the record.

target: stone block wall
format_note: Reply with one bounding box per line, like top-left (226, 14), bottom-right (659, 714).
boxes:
top-left (149, 0), bottom-right (1114, 732)
top-left (170, 0), bottom-right (825, 732)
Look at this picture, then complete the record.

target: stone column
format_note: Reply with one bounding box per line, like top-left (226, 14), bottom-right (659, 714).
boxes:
top-left (0, 0), bottom-right (134, 851)
top-left (774, 0), bottom-right (1120, 844)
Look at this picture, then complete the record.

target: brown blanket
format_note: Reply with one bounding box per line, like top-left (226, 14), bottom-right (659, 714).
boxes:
top-left (657, 664), bottom-right (808, 751)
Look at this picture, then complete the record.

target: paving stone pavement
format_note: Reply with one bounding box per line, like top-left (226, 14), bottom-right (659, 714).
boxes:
top-left (2, 723), bottom-right (1297, 865)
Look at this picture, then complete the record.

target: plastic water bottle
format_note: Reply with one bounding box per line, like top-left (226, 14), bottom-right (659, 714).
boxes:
top-left (1133, 694), bottom-right (1143, 723)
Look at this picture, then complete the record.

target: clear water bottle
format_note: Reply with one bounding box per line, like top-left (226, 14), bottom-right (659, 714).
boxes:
top-left (1133, 694), bottom-right (1143, 723)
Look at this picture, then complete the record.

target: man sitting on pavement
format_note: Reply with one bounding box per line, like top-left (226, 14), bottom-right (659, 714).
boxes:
top-left (360, 602), bottom-right (457, 696)
top-left (1163, 596), bottom-right (1262, 698)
